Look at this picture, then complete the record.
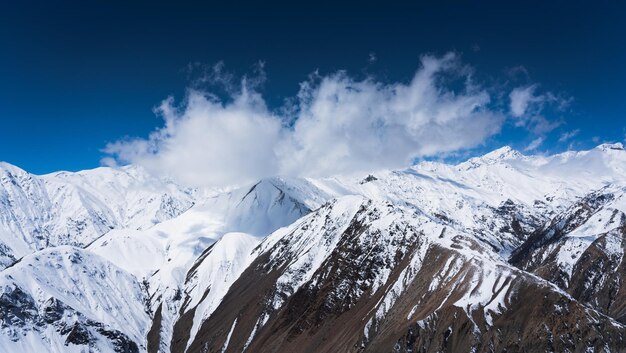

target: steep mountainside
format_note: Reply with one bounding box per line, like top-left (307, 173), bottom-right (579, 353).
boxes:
top-left (0, 246), bottom-right (149, 353)
top-left (511, 183), bottom-right (626, 324)
top-left (87, 177), bottom-right (328, 353)
top-left (0, 143), bottom-right (625, 352)
top-left (183, 196), bottom-right (626, 353)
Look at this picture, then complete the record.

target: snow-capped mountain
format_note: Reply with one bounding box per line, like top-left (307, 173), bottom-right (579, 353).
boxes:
top-left (185, 196), bottom-right (625, 353)
top-left (1, 143), bottom-right (625, 352)
top-left (0, 163), bottom-right (196, 270)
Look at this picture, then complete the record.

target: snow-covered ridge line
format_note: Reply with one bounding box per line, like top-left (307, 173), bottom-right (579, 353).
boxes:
top-left (0, 163), bottom-right (196, 268)
top-left (0, 143), bottom-right (625, 352)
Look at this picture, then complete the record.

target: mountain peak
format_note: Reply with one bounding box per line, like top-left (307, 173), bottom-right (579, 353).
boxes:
top-left (0, 161), bottom-right (28, 175)
top-left (595, 142), bottom-right (625, 151)
top-left (480, 146), bottom-right (523, 161)
top-left (460, 146), bottom-right (523, 169)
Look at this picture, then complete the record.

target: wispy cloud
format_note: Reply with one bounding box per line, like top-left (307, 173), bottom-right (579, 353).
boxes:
top-left (558, 129), bottom-right (580, 142)
top-left (524, 137), bottom-right (544, 151)
top-left (509, 84), bottom-right (569, 135)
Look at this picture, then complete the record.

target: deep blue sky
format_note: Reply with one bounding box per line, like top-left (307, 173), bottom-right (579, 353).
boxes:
top-left (1, 1), bottom-right (625, 174)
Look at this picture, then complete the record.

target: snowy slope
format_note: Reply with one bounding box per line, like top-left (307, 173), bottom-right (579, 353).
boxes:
top-left (0, 163), bottom-right (196, 270)
top-left (300, 143), bottom-right (626, 256)
top-left (86, 177), bottom-right (329, 353)
top-left (510, 181), bottom-right (626, 322)
top-left (512, 184), bottom-right (626, 278)
top-left (0, 162), bottom-right (54, 267)
top-left (177, 232), bottom-right (259, 351)
top-left (0, 246), bottom-right (150, 352)
top-left (87, 176), bottom-right (329, 286)
top-left (42, 165), bottom-right (196, 234)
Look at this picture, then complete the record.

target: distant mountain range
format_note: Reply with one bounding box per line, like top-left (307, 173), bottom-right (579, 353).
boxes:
top-left (1, 143), bottom-right (625, 352)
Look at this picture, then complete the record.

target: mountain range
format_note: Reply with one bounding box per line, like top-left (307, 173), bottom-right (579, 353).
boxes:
top-left (1, 143), bottom-right (625, 352)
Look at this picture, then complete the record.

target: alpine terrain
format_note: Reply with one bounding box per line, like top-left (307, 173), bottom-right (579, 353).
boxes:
top-left (1, 143), bottom-right (626, 353)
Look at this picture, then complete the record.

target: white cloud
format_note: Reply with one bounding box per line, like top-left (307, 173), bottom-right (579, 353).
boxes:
top-left (277, 54), bottom-right (503, 178)
top-left (99, 157), bottom-right (118, 168)
top-left (509, 84), bottom-right (568, 135)
top-left (558, 129), bottom-right (580, 142)
top-left (105, 88), bottom-right (283, 187)
top-left (528, 115), bottom-right (563, 135)
top-left (524, 137), bottom-right (544, 152)
top-left (510, 84), bottom-right (539, 118)
top-left (103, 53), bottom-right (514, 187)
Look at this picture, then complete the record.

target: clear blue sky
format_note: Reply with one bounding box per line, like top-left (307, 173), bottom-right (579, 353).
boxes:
top-left (1, 1), bottom-right (625, 174)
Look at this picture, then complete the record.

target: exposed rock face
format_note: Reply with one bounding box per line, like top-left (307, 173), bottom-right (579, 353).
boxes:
top-left (0, 284), bottom-right (141, 353)
top-left (568, 228), bottom-right (626, 323)
top-left (0, 246), bottom-right (150, 352)
top-left (511, 185), bottom-right (626, 327)
top-left (510, 187), bottom-right (617, 270)
top-left (182, 198), bottom-right (626, 353)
